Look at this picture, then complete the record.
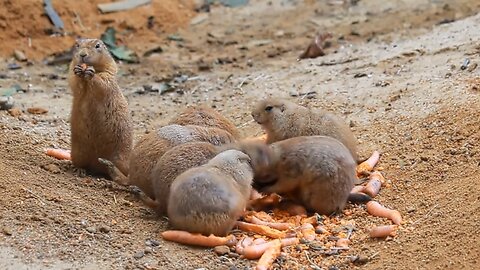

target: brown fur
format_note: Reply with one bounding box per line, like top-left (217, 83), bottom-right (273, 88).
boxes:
top-left (169, 106), bottom-right (242, 139)
top-left (168, 150), bottom-right (253, 236)
top-left (251, 98), bottom-right (358, 161)
top-left (68, 38), bottom-right (133, 176)
top-left (229, 136), bottom-right (357, 215)
top-left (145, 142), bottom-right (220, 215)
top-left (112, 124), bottom-right (235, 199)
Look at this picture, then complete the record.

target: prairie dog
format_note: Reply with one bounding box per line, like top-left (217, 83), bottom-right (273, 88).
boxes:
top-left (104, 124), bottom-right (236, 199)
top-left (229, 136), bottom-right (357, 215)
top-left (69, 38), bottom-right (133, 176)
top-left (169, 106), bottom-right (241, 139)
top-left (251, 98), bottom-right (358, 161)
top-left (168, 150), bottom-right (254, 236)
top-left (146, 142), bottom-right (220, 215)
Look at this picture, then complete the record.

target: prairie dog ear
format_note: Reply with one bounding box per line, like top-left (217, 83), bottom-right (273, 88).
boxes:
top-left (280, 104), bottom-right (286, 112)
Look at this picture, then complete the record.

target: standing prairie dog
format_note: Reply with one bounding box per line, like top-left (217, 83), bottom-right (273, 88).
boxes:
top-left (228, 136), bottom-right (357, 215)
top-left (100, 124), bottom-right (236, 199)
top-left (168, 150), bottom-right (254, 236)
top-left (169, 106), bottom-right (242, 139)
top-left (69, 39), bottom-right (133, 176)
top-left (251, 98), bottom-right (358, 161)
top-left (140, 141), bottom-right (220, 215)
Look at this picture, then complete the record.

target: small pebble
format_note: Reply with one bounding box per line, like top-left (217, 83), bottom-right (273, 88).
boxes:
top-left (133, 251), bottom-right (145, 259)
top-left (144, 247), bottom-right (153, 254)
top-left (145, 239), bottom-right (161, 247)
top-left (99, 225), bottom-right (111, 233)
top-left (351, 255), bottom-right (370, 265)
top-left (86, 226), bottom-right (97, 233)
top-left (13, 50), bottom-right (27, 62)
top-left (0, 96), bottom-right (14, 110)
top-left (213, 245), bottom-right (230, 256)
top-left (227, 252), bottom-right (239, 258)
top-left (27, 107), bottom-right (48, 115)
top-left (2, 226), bottom-right (13, 236)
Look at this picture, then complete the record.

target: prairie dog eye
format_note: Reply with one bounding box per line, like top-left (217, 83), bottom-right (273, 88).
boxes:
top-left (95, 43), bottom-right (101, 49)
top-left (265, 106), bottom-right (273, 112)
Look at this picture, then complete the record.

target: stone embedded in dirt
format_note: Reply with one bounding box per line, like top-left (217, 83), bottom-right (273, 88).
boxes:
top-left (351, 254), bottom-right (370, 265)
top-left (190, 13), bottom-right (209, 26)
top-left (2, 226), bottom-right (13, 236)
top-left (43, 163), bottom-right (60, 174)
top-left (14, 50), bottom-right (27, 62)
top-left (144, 247), bottom-right (152, 254)
top-left (86, 226), bottom-right (97, 233)
top-left (145, 239), bottom-right (161, 247)
top-left (99, 225), bottom-right (111, 233)
top-left (27, 107), bottom-right (48, 115)
top-left (8, 108), bottom-right (22, 117)
top-left (7, 62), bottom-right (21, 70)
top-left (0, 96), bottom-right (14, 110)
top-left (228, 252), bottom-right (239, 258)
top-left (214, 245), bottom-right (230, 256)
top-left (133, 251), bottom-right (145, 259)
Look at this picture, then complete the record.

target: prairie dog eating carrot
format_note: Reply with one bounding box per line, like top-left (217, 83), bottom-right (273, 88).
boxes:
top-left (168, 150), bottom-right (254, 236)
top-left (227, 136), bottom-right (357, 215)
top-left (251, 98), bottom-right (358, 161)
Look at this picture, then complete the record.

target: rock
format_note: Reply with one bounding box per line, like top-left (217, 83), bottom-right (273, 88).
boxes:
top-left (27, 107), bottom-right (48, 115)
top-left (86, 226), bottom-right (97, 233)
top-left (190, 13), bottom-right (209, 25)
top-left (99, 225), bottom-right (111, 233)
top-left (8, 108), bottom-right (22, 117)
top-left (144, 247), bottom-right (153, 254)
top-left (351, 255), bottom-right (370, 265)
top-left (133, 251), bottom-right (145, 259)
top-left (2, 226), bottom-right (12, 236)
top-left (43, 164), bottom-right (60, 174)
top-left (214, 245), bottom-right (230, 256)
top-left (406, 206), bottom-right (416, 213)
top-left (7, 62), bottom-right (21, 70)
top-left (145, 239), bottom-right (160, 247)
top-left (13, 50), bottom-right (27, 62)
top-left (228, 252), bottom-right (239, 258)
top-left (0, 96), bottom-right (14, 110)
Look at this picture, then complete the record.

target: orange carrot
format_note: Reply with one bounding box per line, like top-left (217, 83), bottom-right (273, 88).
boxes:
top-left (366, 201), bottom-right (402, 225)
top-left (243, 238), bottom-right (299, 260)
top-left (80, 63), bottom-right (87, 71)
top-left (351, 185), bottom-right (365, 193)
top-left (369, 225), bottom-right (398, 238)
top-left (357, 150), bottom-right (380, 176)
top-left (249, 193), bottom-right (282, 210)
top-left (244, 215), bottom-right (292, 231)
top-left (236, 236), bottom-right (254, 254)
top-left (255, 239), bottom-right (282, 270)
top-left (161, 230), bottom-right (237, 247)
top-left (299, 223), bottom-right (316, 241)
top-left (336, 238), bottom-right (350, 248)
top-left (301, 215), bottom-right (319, 226)
top-left (235, 221), bottom-right (286, 239)
top-left (45, 148), bottom-right (71, 160)
top-left (363, 171), bottom-right (385, 198)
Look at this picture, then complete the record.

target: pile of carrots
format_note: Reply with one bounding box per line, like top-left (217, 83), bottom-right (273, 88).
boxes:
top-left (159, 151), bottom-right (403, 270)
top-left (46, 147), bottom-right (402, 269)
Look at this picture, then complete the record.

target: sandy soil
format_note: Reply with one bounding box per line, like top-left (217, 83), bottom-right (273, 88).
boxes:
top-left (0, 0), bottom-right (479, 269)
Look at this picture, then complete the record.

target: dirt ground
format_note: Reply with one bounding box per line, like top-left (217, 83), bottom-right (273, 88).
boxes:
top-left (1, 0), bottom-right (479, 269)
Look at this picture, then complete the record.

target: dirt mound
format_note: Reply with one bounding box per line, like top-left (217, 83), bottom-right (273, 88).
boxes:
top-left (0, 0), bottom-right (194, 61)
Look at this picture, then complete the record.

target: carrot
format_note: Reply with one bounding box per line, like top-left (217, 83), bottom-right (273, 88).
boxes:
top-left (161, 230), bottom-right (237, 247)
top-left (356, 150), bottom-right (380, 176)
top-left (369, 225), bottom-right (398, 238)
top-left (255, 239), bottom-right (282, 270)
top-left (243, 238), bottom-right (299, 260)
top-left (80, 63), bottom-right (87, 71)
top-left (235, 236), bottom-right (254, 254)
top-left (301, 215), bottom-right (319, 226)
top-left (235, 221), bottom-right (286, 239)
top-left (249, 193), bottom-right (282, 210)
top-left (366, 201), bottom-right (402, 225)
top-left (336, 238), bottom-right (350, 248)
top-left (351, 185), bottom-right (365, 193)
top-left (363, 171), bottom-right (385, 198)
top-left (250, 189), bottom-right (263, 200)
top-left (299, 223), bottom-right (316, 242)
top-left (45, 148), bottom-right (71, 160)
top-left (244, 215), bottom-right (293, 231)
